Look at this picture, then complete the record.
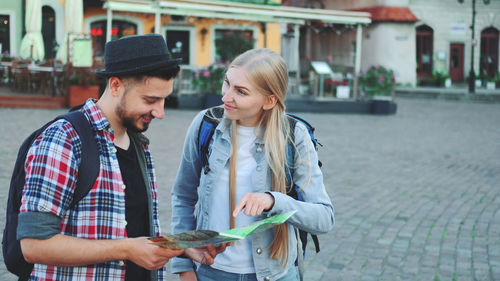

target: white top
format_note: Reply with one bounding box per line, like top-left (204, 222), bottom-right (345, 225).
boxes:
top-left (208, 125), bottom-right (258, 273)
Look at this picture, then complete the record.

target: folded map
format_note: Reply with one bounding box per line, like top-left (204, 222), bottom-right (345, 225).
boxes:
top-left (149, 210), bottom-right (297, 249)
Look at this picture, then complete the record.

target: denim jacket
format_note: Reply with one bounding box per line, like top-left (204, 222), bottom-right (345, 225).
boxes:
top-left (170, 110), bottom-right (334, 281)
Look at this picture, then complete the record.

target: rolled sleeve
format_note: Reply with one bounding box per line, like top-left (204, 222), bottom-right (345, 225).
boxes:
top-left (170, 257), bottom-right (196, 275)
top-left (17, 212), bottom-right (61, 240)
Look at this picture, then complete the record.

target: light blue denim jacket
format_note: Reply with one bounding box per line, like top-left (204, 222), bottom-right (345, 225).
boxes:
top-left (170, 110), bottom-right (334, 281)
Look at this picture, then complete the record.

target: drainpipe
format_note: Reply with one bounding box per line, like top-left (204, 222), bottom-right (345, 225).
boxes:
top-left (106, 7), bottom-right (112, 42)
top-left (261, 22), bottom-right (267, 48)
top-left (294, 24), bottom-right (300, 92)
top-left (154, 0), bottom-right (161, 34)
top-left (22, 0), bottom-right (26, 36)
top-left (352, 23), bottom-right (362, 100)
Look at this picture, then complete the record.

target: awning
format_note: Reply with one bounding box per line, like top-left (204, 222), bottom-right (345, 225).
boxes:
top-left (103, 0), bottom-right (371, 25)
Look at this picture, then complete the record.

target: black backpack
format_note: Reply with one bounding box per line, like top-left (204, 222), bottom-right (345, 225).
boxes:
top-left (197, 107), bottom-right (322, 255)
top-left (2, 109), bottom-right (100, 279)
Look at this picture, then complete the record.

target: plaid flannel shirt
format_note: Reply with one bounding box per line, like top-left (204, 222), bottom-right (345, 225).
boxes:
top-left (20, 99), bottom-right (165, 281)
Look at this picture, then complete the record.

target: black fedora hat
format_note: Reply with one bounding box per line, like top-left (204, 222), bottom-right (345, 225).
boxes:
top-left (96, 34), bottom-right (181, 77)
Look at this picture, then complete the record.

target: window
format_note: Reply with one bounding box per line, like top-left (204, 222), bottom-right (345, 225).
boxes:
top-left (416, 25), bottom-right (433, 78)
top-left (214, 29), bottom-right (254, 63)
top-left (480, 27), bottom-right (499, 77)
top-left (90, 20), bottom-right (137, 56)
top-left (166, 30), bottom-right (190, 65)
top-left (0, 14), bottom-right (10, 54)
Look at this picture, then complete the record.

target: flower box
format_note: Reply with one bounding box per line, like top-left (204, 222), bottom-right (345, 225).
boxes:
top-left (67, 85), bottom-right (99, 107)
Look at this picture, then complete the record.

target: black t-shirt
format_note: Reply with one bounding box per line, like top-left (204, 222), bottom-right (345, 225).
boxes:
top-left (116, 140), bottom-right (151, 281)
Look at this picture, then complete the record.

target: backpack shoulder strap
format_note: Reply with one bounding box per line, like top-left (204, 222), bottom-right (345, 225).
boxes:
top-left (197, 107), bottom-right (224, 174)
top-left (61, 111), bottom-right (100, 209)
top-left (285, 115), bottom-right (297, 191)
top-left (286, 112), bottom-right (320, 149)
top-left (284, 113), bottom-right (321, 254)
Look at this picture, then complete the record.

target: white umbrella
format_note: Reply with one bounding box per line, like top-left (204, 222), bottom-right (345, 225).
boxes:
top-left (19, 0), bottom-right (45, 60)
top-left (56, 0), bottom-right (83, 63)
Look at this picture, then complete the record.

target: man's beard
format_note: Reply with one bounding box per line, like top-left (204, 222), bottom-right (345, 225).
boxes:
top-left (122, 115), bottom-right (149, 133)
top-left (115, 95), bottom-right (151, 133)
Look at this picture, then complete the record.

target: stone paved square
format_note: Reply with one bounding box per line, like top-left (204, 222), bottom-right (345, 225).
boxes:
top-left (0, 98), bottom-right (499, 280)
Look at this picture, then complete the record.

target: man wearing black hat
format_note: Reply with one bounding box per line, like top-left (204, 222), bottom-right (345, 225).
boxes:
top-left (17, 34), bottom-right (227, 281)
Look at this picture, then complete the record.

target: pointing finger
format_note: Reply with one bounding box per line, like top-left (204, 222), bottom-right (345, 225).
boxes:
top-left (232, 196), bottom-right (248, 217)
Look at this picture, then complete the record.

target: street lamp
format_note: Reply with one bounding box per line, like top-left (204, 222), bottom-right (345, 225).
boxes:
top-left (459, 0), bottom-right (490, 93)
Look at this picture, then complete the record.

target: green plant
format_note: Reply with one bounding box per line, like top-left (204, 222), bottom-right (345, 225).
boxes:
top-left (494, 72), bottom-right (500, 86)
top-left (194, 63), bottom-right (227, 94)
top-left (359, 65), bottom-right (395, 97)
top-left (485, 73), bottom-right (495, 82)
top-left (66, 67), bottom-right (96, 87)
top-left (1, 51), bottom-right (13, 62)
top-left (431, 70), bottom-right (449, 87)
top-left (477, 72), bottom-right (484, 80)
top-left (215, 33), bottom-right (254, 63)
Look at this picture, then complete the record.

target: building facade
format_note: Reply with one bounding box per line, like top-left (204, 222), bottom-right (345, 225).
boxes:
top-left (2, 0), bottom-right (499, 90)
top-left (307, 0), bottom-right (500, 86)
top-left (2, 0), bottom-right (372, 98)
top-left (410, 0), bottom-right (500, 83)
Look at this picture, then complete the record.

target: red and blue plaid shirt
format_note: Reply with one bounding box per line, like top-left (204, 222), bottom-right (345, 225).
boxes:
top-left (20, 99), bottom-right (165, 281)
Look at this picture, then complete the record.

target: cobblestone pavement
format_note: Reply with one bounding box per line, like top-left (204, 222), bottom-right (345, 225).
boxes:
top-left (0, 98), bottom-right (499, 281)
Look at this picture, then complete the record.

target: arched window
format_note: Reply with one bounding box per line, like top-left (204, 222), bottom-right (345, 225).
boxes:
top-left (42, 5), bottom-right (56, 59)
top-left (480, 27), bottom-right (499, 77)
top-left (416, 25), bottom-right (433, 78)
top-left (90, 20), bottom-right (138, 56)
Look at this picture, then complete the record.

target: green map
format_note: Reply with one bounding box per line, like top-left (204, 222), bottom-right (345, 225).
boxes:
top-left (150, 210), bottom-right (296, 249)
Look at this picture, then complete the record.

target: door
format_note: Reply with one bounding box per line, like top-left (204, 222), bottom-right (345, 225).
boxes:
top-left (0, 14), bottom-right (10, 54)
top-left (449, 43), bottom-right (464, 82)
top-left (166, 30), bottom-right (190, 65)
top-left (416, 25), bottom-right (433, 78)
top-left (42, 6), bottom-right (56, 59)
top-left (480, 27), bottom-right (499, 77)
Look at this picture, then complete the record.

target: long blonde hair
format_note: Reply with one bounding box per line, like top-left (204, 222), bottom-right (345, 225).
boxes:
top-left (228, 48), bottom-right (291, 265)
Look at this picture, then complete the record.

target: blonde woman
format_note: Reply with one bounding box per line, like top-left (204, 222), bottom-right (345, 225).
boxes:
top-left (170, 48), bottom-right (334, 281)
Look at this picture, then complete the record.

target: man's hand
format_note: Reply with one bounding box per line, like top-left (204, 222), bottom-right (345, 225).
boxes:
top-left (232, 192), bottom-right (275, 217)
top-left (125, 237), bottom-right (184, 270)
top-left (184, 242), bottom-right (232, 265)
top-left (20, 234), bottom-right (184, 268)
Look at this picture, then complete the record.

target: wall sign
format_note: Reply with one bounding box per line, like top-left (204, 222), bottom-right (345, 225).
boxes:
top-left (450, 23), bottom-right (467, 35)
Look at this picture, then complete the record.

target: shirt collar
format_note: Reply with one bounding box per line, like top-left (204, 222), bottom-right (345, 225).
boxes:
top-left (81, 99), bottom-right (111, 133)
top-left (217, 117), bottom-right (265, 145)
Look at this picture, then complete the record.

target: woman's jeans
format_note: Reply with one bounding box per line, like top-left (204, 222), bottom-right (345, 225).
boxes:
top-left (197, 264), bottom-right (300, 281)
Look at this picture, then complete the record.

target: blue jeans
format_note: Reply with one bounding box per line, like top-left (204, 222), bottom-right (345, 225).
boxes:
top-left (196, 264), bottom-right (299, 281)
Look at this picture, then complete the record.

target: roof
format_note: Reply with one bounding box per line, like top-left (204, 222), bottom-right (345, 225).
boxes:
top-left (351, 6), bottom-right (418, 23)
top-left (103, 0), bottom-right (372, 25)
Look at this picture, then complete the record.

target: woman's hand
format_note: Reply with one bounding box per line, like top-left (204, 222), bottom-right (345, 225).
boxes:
top-left (184, 242), bottom-right (232, 265)
top-left (232, 192), bottom-right (275, 217)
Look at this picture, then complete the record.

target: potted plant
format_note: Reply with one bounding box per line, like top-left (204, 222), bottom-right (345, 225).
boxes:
top-left (65, 67), bottom-right (100, 107)
top-left (359, 65), bottom-right (397, 114)
top-left (431, 70), bottom-right (450, 87)
top-left (486, 75), bottom-right (496, 90)
top-left (194, 63), bottom-right (227, 108)
top-left (444, 77), bottom-right (452, 88)
top-left (475, 73), bottom-right (483, 88)
top-left (1, 51), bottom-right (13, 62)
